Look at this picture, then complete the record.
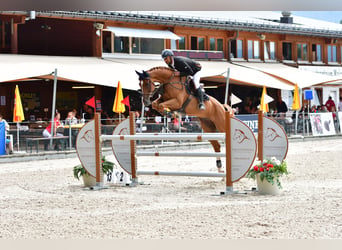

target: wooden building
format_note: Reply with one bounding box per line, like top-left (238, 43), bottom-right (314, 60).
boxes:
top-left (1, 11), bottom-right (342, 121)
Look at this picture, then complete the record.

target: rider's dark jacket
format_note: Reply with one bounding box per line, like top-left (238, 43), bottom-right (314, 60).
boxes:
top-left (167, 56), bottom-right (202, 76)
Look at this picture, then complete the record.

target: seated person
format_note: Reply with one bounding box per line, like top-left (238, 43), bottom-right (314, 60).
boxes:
top-left (42, 112), bottom-right (64, 150)
top-left (65, 111), bottom-right (78, 125)
top-left (64, 111), bottom-right (78, 148)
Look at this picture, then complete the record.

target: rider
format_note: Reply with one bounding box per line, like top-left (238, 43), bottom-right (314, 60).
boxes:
top-left (161, 49), bottom-right (206, 110)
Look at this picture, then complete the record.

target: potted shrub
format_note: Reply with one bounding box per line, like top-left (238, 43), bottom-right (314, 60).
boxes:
top-left (247, 157), bottom-right (288, 195)
top-left (73, 156), bottom-right (115, 187)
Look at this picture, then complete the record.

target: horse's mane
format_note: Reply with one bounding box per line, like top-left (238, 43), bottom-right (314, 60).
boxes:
top-left (147, 66), bottom-right (174, 73)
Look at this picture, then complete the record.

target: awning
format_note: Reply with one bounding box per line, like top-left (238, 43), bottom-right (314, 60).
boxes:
top-left (0, 55), bottom-right (295, 91)
top-left (105, 26), bottom-right (180, 40)
top-left (0, 55), bottom-right (141, 90)
top-left (200, 61), bottom-right (294, 90)
top-left (233, 62), bottom-right (342, 88)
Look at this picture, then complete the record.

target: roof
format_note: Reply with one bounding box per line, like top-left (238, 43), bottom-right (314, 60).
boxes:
top-left (33, 11), bottom-right (342, 38)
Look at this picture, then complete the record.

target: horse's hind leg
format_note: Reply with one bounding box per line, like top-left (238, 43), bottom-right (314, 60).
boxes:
top-left (199, 118), bottom-right (224, 172)
top-left (209, 140), bottom-right (224, 172)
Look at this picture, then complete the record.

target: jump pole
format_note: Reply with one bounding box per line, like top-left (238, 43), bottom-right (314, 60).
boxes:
top-left (94, 112), bottom-right (104, 189)
top-left (105, 111), bottom-right (235, 192)
top-left (129, 111), bottom-right (138, 185)
top-left (257, 110), bottom-right (263, 161)
top-left (224, 110), bottom-right (233, 194)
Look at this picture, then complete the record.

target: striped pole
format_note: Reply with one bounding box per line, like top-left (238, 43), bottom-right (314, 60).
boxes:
top-left (137, 151), bottom-right (226, 157)
top-left (137, 170), bottom-right (226, 178)
top-left (101, 133), bottom-right (225, 141)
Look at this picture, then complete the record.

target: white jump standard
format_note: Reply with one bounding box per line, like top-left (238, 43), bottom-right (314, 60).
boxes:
top-left (76, 111), bottom-right (258, 195)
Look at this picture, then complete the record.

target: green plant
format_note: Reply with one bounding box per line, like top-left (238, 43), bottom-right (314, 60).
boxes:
top-left (246, 157), bottom-right (288, 188)
top-left (73, 156), bottom-right (115, 180)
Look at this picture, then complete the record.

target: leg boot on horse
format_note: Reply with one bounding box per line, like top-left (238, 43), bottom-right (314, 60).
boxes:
top-left (196, 87), bottom-right (206, 110)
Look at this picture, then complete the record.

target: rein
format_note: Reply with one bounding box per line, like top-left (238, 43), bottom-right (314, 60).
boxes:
top-left (141, 68), bottom-right (193, 113)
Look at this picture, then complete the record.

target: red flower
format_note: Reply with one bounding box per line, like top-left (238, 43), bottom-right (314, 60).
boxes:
top-left (253, 165), bottom-right (259, 171)
top-left (267, 163), bottom-right (273, 168)
top-left (263, 163), bottom-right (268, 166)
top-left (260, 167), bottom-right (264, 172)
top-left (266, 167), bottom-right (269, 171)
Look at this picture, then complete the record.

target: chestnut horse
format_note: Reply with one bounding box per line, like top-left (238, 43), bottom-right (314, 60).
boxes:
top-left (136, 67), bottom-right (234, 172)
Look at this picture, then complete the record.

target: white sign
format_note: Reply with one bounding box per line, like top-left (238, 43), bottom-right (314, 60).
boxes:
top-left (309, 113), bottom-right (336, 136)
top-left (76, 120), bottom-right (96, 177)
top-left (104, 169), bottom-right (131, 185)
top-left (111, 118), bottom-right (132, 174)
top-left (263, 116), bottom-right (288, 162)
top-left (231, 117), bottom-right (257, 182)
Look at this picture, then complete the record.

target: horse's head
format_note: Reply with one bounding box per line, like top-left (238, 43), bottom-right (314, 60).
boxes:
top-left (135, 70), bottom-right (156, 106)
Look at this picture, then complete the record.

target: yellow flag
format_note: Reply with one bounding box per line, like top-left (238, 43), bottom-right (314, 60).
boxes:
top-left (292, 84), bottom-right (301, 110)
top-left (259, 86), bottom-right (269, 113)
top-left (112, 81), bottom-right (126, 113)
top-left (13, 85), bottom-right (25, 122)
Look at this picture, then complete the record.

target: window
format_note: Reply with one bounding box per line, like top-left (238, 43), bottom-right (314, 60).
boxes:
top-left (210, 38), bottom-right (215, 50)
top-left (0, 21), bottom-right (11, 52)
top-left (102, 31), bottom-right (112, 53)
top-left (297, 43), bottom-right (308, 61)
top-left (191, 36), bottom-right (205, 50)
top-left (114, 36), bottom-right (129, 53)
top-left (247, 40), bottom-right (260, 59)
top-left (103, 27), bottom-right (181, 55)
top-left (230, 39), bottom-right (243, 58)
top-left (264, 41), bottom-right (276, 60)
top-left (210, 38), bottom-right (223, 51)
top-left (132, 38), bottom-right (164, 54)
top-left (178, 36), bottom-right (186, 50)
top-left (312, 44), bottom-right (322, 62)
top-left (327, 45), bottom-right (337, 62)
top-left (282, 42), bottom-right (292, 60)
top-left (111, 36), bottom-right (164, 54)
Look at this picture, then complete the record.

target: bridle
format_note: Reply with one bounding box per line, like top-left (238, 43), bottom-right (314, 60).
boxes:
top-left (139, 70), bottom-right (186, 98)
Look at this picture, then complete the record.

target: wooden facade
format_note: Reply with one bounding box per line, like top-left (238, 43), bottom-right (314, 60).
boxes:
top-left (0, 11), bottom-right (342, 121)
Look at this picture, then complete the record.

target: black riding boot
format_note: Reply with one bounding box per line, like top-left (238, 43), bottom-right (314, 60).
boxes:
top-left (196, 87), bottom-right (206, 110)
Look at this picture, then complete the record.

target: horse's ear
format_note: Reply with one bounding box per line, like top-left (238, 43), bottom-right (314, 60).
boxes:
top-left (142, 70), bottom-right (150, 78)
top-left (136, 70), bottom-right (144, 80)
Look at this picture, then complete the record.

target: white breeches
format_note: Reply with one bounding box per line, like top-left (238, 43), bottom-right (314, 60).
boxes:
top-left (192, 71), bottom-right (201, 89)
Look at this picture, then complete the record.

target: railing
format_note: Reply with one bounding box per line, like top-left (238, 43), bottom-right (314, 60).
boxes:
top-left (4, 111), bottom-right (342, 153)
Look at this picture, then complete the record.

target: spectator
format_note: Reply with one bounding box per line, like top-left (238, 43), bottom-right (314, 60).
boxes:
top-left (42, 112), bottom-right (64, 150)
top-left (244, 98), bottom-right (257, 114)
top-left (276, 99), bottom-right (288, 113)
top-left (325, 96), bottom-right (336, 112)
top-left (65, 111), bottom-right (78, 125)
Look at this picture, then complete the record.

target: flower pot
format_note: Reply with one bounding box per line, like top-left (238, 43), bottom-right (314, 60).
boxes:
top-left (256, 174), bottom-right (280, 195)
top-left (82, 174), bottom-right (96, 187)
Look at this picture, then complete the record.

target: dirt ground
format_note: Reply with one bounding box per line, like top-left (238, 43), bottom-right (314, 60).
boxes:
top-left (0, 137), bottom-right (342, 239)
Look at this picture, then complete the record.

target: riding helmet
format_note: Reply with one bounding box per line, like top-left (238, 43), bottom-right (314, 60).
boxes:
top-left (161, 49), bottom-right (174, 58)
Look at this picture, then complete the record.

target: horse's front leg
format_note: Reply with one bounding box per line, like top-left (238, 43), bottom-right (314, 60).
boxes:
top-left (152, 96), bottom-right (162, 111)
top-left (158, 99), bottom-right (182, 113)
